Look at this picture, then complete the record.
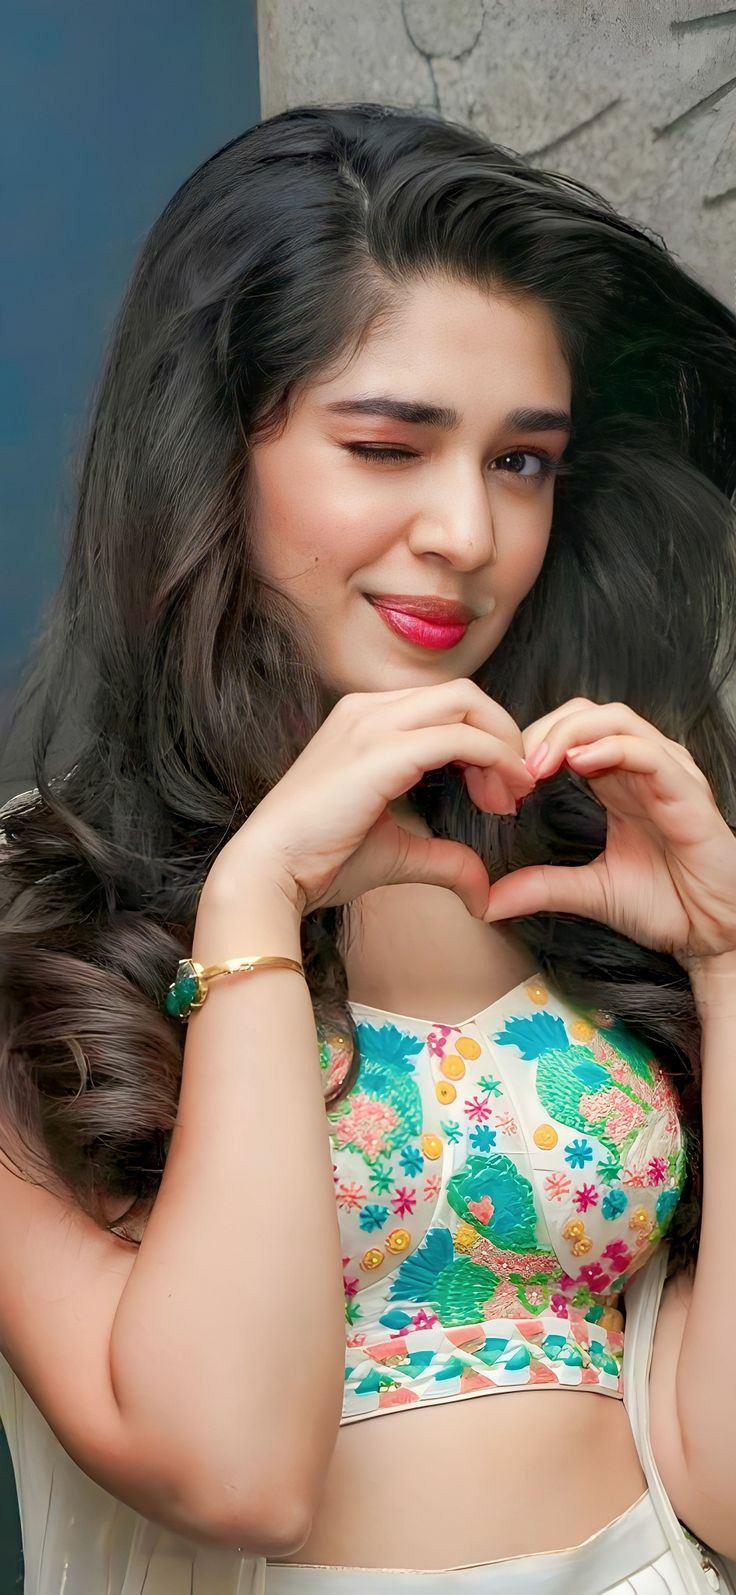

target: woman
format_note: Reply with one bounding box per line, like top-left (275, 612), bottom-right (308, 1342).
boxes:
top-left (1, 100), bottom-right (735, 1594)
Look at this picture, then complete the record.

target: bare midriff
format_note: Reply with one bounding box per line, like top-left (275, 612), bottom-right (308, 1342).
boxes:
top-left (272, 843), bottom-right (650, 1570)
top-left (272, 1387), bottom-right (647, 1568)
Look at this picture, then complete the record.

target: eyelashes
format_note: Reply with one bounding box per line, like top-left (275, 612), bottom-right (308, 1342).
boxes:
top-left (344, 443), bottom-right (567, 485)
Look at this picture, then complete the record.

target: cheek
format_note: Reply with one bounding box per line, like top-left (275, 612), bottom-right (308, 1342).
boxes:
top-left (495, 516), bottom-right (552, 606)
top-left (251, 446), bottom-right (385, 582)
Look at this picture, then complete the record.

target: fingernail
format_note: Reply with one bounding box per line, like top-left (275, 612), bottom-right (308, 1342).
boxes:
top-left (526, 740), bottom-right (550, 776)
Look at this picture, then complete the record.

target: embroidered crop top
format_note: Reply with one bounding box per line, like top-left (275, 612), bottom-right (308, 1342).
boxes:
top-left (318, 971), bottom-right (687, 1425)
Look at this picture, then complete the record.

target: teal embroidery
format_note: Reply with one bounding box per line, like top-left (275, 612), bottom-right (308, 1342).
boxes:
top-left (447, 1153), bottom-right (552, 1255)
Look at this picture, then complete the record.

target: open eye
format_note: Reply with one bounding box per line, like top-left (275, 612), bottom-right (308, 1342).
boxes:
top-left (492, 449), bottom-right (559, 486)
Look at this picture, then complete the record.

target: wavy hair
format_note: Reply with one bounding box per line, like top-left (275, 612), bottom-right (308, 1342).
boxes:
top-left (1, 102), bottom-right (735, 1272)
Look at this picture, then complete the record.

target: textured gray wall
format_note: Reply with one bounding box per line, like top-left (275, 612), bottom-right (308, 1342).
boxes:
top-left (257, 0), bottom-right (735, 308)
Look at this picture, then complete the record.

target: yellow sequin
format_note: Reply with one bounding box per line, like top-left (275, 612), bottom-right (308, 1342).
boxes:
top-left (441, 1054), bottom-right (466, 1080)
top-left (435, 1080), bottom-right (457, 1105)
top-left (385, 1228), bottom-right (411, 1253)
top-left (562, 1218), bottom-right (585, 1240)
top-left (570, 1019), bottom-right (594, 1043)
top-left (533, 1123), bottom-right (558, 1149)
top-left (421, 1133), bottom-right (443, 1160)
top-left (454, 1223), bottom-right (478, 1252)
top-left (526, 981), bottom-right (548, 1005)
top-left (629, 1206), bottom-right (653, 1233)
top-left (360, 1247), bottom-right (384, 1270)
top-left (455, 1036), bottom-right (481, 1060)
top-left (598, 1306), bottom-right (625, 1332)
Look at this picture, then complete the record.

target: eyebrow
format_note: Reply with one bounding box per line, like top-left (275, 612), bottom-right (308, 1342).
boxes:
top-left (323, 395), bottom-right (573, 436)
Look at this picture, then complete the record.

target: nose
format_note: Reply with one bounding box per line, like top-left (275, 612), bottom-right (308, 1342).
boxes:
top-left (405, 462), bottom-right (497, 570)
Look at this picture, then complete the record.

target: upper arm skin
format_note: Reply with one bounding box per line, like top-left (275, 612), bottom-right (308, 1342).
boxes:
top-left (0, 1155), bottom-right (200, 1534)
top-left (649, 1269), bottom-right (734, 1559)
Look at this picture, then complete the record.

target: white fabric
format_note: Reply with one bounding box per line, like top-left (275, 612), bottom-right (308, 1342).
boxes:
top-left (263, 1491), bottom-right (715, 1592)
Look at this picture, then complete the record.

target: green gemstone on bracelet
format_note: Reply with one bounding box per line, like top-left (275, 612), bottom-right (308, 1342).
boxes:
top-left (164, 960), bottom-right (201, 1019)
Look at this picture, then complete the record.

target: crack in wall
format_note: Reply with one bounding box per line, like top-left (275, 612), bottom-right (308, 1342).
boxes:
top-left (524, 97), bottom-right (622, 161)
top-left (671, 9), bottom-right (736, 32)
top-left (654, 71), bottom-right (736, 135)
top-left (400, 0), bottom-right (441, 111)
top-left (399, 1), bottom-right (487, 113)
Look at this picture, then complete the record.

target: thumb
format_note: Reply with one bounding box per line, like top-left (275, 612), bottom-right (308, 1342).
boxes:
top-left (390, 830), bottom-right (492, 919)
top-left (482, 862), bottom-right (605, 923)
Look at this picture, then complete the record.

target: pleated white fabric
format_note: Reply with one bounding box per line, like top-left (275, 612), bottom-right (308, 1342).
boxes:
top-left (263, 1490), bottom-right (729, 1592)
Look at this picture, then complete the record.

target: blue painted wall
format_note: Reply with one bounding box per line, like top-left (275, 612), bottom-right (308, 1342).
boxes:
top-left (0, 3), bottom-right (260, 1579)
top-left (0, 0), bottom-right (260, 739)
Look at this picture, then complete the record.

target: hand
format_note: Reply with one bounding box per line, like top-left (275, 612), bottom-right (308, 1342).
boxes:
top-left (223, 679), bottom-right (535, 918)
top-left (482, 696), bottom-right (736, 972)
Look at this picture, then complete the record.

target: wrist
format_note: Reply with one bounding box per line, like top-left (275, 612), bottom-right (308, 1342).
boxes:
top-left (687, 948), bottom-right (736, 1019)
top-left (194, 856), bottom-right (305, 966)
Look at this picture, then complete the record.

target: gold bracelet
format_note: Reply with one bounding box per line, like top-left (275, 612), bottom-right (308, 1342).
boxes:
top-left (164, 955), bottom-right (305, 1021)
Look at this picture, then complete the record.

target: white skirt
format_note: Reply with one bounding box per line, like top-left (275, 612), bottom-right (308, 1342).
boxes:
top-left (264, 1489), bottom-right (733, 1593)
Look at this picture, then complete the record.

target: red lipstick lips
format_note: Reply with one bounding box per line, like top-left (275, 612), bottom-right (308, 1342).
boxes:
top-left (367, 594), bottom-right (475, 651)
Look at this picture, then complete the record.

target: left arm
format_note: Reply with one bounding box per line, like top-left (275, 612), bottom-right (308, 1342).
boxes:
top-left (648, 950), bottom-right (736, 1558)
top-left (479, 695), bottom-right (736, 1557)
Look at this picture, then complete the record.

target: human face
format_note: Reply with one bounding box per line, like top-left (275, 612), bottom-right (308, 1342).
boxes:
top-left (248, 275), bottom-right (572, 698)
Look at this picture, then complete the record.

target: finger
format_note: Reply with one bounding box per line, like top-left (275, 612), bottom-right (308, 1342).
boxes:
top-left (524, 707), bottom-right (687, 779)
top-left (376, 678), bottom-right (525, 755)
top-left (521, 697), bottom-right (598, 753)
top-left (391, 830), bottom-right (493, 918)
top-left (394, 723), bottom-right (535, 801)
top-left (564, 735), bottom-right (705, 809)
top-left (482, 861), bottom-right (607, 923)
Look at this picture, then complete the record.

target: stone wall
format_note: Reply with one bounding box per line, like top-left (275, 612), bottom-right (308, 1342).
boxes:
top-left (257, 0), bottom-right (735, 308)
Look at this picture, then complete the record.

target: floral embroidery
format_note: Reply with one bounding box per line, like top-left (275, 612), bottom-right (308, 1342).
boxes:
top-left (359, 1203), bottom-right (389, 1232)
top-left (470, 1124), bottom-right (497, 1151)
top-left (565, 1138), bottom-right (593, 1168)
top-left (602, 1188), bottom-right (628, 1220)
top-left (399, 1145), bottom-right (424, 1176)
top-left (392, 1186), bottom-right (417, 1217)
top-left (545, 1172), bottom-right (572, 1201)
top-left (464, 1094), bottom-right (494, 1122)
top-left (327, 992), bottom-right (687, 1421)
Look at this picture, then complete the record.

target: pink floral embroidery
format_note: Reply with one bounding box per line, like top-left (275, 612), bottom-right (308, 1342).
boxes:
top-left (336, 1180), bottom-right (366, 1211)
top-left (485, 1279), bottom-right (526, 1316)
top-left (622, 1166), bottom-right (647, 1187)
top-left (496, 1111), bottom-right (518, 1135)
top-left (331, 1093), bottom-right (399, 1158)
top-left (602, 1239), bottom-right (632, 1272)
top-left (576, 1261), bottom-right (613, 1292)
top-left (412, 1308), bottom-right (438, 1330)
top-left (424, 1173), bottom-right (442, 1201)
top-left (647, 1156), bottom-right (668, 1186)
top-left (392, 1185), bottom-right (417, 1217)
top-left (473, 1237), bottom-right (560, 1281)
top-left (579, 1085), bottom-right (646, 1143)
top-left (545, 1171), bottom-right (572, 1201)
top-left (343, 1274), bottom-right (360, 1297)
top-left (464, 1094), bottom-right (493, 1122)
top-left (573, 1183), bottom-right (599, 1213)
top-left (551, 1292), bottom-right (569, 1317)
top-left (426, 1024), bottom-right (461, 1059)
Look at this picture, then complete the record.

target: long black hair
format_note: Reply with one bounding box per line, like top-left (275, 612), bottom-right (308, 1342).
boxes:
top-left (1, 102), bottom-right (735, 1269)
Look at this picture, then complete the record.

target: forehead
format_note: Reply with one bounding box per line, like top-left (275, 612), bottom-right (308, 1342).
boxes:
top-left (306, 275), bottom-right (571, 414)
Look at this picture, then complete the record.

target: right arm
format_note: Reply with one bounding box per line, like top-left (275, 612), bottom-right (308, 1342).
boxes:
top-left (0, 863), bottom-right (346, 1556)
top-left (0, 680), bottom-right (534, 1552)
top-left (108, 859), bottom-right (347, 1548)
